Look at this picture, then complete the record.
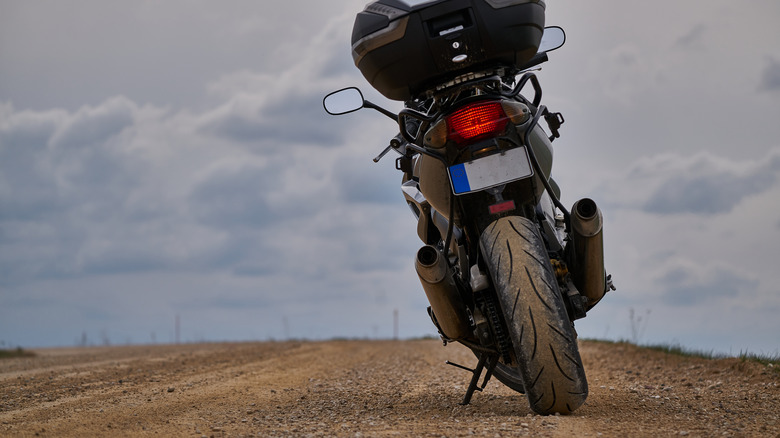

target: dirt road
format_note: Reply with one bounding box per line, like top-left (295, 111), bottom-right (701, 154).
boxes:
top-left (1, 340), bottom-right (777, 437)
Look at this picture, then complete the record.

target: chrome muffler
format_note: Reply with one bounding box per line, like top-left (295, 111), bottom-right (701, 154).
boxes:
top-left (415, 245), bottom-right (470, 340)
top-left (569, 198), bottom-right (607, 307)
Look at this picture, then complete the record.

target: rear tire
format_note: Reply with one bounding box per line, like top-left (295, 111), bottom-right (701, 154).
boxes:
top-left (480, 216), bottom-right (587, 414)
top-left (492, 362), bottom-right (526, 393)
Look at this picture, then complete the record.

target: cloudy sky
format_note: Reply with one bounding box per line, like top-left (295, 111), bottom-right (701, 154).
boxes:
top-left (1, 0), bottom-right (778, 355)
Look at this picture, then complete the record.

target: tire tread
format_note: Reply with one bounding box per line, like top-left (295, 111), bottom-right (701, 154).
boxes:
top-left (479, 216), bottom-right (588, 414)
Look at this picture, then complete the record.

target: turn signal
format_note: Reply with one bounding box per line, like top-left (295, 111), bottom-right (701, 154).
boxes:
top-left (447, 101), bottom-right (509, 145)
top-left (424, 119), bottom-right (448, 149)
top-left (500, 100), bottom-right (531, 125)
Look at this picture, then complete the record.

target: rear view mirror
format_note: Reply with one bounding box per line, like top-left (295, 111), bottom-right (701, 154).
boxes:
top-left (323, 87), bottom-right (365, 115)
top-left (537, 26), bottom-right (565, 54)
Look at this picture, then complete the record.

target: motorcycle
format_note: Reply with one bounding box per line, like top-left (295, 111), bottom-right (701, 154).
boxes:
top-left (323, 0), bottom-right (614, 415)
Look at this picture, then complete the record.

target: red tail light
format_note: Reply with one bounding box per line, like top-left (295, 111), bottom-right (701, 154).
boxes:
top-left (447, 101), bottom-right (509, 145)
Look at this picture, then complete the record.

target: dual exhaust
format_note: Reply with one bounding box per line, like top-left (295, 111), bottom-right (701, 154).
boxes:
top-left (414, 197), bottom-right (608, 338)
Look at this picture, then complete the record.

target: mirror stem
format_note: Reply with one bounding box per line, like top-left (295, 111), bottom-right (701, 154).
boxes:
top-left (363, 100), bottom-right (398, 121)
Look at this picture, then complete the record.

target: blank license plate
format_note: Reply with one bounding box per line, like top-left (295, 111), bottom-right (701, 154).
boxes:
top-left (448, 147), bottom-right (534, 195)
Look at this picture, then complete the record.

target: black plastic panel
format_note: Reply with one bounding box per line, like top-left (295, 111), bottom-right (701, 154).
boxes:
top-left (352, 0), bottom-right (545, 101)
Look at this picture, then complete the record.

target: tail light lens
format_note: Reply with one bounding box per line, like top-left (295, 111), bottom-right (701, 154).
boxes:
top-left (447, 101), bottom-right (509, 145)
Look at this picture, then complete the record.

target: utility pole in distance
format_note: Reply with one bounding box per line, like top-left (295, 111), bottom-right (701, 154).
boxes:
top-left (393, 309), bottom-right (399, 340)
top-left (175, 314), bottom-right (180, 344)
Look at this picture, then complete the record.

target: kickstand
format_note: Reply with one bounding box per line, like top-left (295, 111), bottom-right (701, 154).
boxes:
top-left (446, 354), bottom-right (499, 405)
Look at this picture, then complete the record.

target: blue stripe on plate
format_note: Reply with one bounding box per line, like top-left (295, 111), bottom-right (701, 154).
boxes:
top-left (449, 163), bottom-right (470, 194)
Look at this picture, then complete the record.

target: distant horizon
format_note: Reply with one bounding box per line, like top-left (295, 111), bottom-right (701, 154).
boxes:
top-left (7, 336), bottom-right (778, 362)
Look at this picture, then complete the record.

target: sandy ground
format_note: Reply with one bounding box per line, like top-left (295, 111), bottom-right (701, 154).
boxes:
top-left (0, 339), bottom-right (777, 437)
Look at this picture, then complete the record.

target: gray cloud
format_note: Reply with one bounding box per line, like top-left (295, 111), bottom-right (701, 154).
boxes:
top-left (657, 262), bottom-right (756, 306)
top-left (0, 100), bottom-right (155, 284)
top-left (0, 0), bottom-right (367, 111)
top-left (0, 99), bottom-right (204, 283)
top-left (0, 107), bottom-right (64, 220)
top-left (675, 24), bottom-right (707, 50)
top-left (3, 0), bottom-right (780, 352)
top-left (49, 97), bottom-right (136, 150)
top-left (643, 168), bottom-right (775, 215)
top-left (189, 163), bottom-right (280, 228)
top-left (0, 87), bottom-right (409, 292)
top-left (759, 56), bottom-right (780, 92)
top-left (0, 104), bottom-right (62, 148)
top-left (599, 149), bottom-right (780, 215)
top-left (198, 91), bottom-right (351, 148)
top-left (335, 156), bottom-right (402, 204)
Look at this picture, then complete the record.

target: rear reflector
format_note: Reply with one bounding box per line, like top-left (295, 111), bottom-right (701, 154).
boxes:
top-left (489, 200), bottom-right (516, 215)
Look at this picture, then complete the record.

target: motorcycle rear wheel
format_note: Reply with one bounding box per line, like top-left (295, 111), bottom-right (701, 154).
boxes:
top-left (492, 362), bottom-right (526, 393)
top-left (480, 216), bottom-right (588, 414)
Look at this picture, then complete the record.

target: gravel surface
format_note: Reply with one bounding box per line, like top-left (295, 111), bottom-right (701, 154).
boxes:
top-left (0, 340), bottom-right (777, 437)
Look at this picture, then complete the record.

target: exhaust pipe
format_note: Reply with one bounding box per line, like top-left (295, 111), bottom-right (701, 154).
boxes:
top-left (569, 198), bottom-right (607, 307)
top-left (415, 245), bottom-right (470, 340)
